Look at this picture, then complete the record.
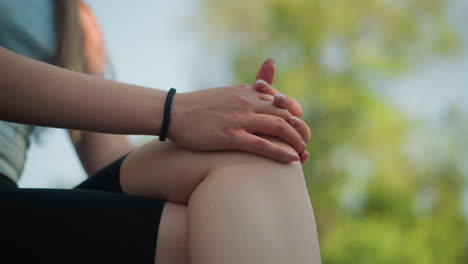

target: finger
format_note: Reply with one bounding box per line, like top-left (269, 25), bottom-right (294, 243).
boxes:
top-left (288, 116), bottom-right (312, 143)
top-left (247, 114), bottom-right (306, 153)
top-left (255, 79), bottom-right (304, 118)
top-left (235, 132), bottom-right (300, 164)
top-left (255, 101), bottom-right (292, 122)
top-left (256, 101), bottom-right (310, 142)
top-left (273, 93), bottom-right (303, 118)
top-left (254, 79), bottom-right (276, 96)
top-left (255, 58), bottom-right (275, 85)
top-left (300, 151), bottom-right (310, 164)
top-left (258, 93), bottom-right (274, 102)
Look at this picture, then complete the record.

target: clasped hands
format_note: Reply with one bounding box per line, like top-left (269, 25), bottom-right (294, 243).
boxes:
top-left (167, 59), bottom-right (311, 164)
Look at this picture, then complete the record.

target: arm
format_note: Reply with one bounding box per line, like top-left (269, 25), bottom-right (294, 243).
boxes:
top-left (0, 47), bottom-right (164, 135)
top-left (0, 47), bottom-right (310, 163)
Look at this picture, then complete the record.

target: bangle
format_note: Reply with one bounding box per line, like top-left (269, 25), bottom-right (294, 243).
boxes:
top-left (159, 88), bottom-right (176, 141)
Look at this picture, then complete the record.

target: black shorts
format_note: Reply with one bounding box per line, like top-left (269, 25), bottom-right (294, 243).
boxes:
top-left (0, 154), bottom-right (166, 263)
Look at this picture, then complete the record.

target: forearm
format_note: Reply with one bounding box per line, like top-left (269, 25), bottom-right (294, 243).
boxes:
top-left (0, 47), bottom-right (165, 135)
top-left (73, 132), bottom-right (134, 176)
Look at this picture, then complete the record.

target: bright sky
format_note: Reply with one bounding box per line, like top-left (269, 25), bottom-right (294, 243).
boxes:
top-left (18, 0), bottom-right (468, 188)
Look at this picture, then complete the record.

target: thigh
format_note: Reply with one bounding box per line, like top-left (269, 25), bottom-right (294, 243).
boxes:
top-left (120, 140), bottom-right (211, 203)
top-left (0, 188), bottom-right (165, 263)
top-left (156, 202), bottom-right (189, 264)
top-left (76, 154), bottom-right (190, 264)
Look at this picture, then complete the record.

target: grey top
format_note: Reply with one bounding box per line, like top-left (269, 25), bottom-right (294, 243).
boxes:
top-left (0, 0), bottom-right (57, 182)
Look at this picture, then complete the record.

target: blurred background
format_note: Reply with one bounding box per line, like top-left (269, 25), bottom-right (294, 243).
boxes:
top-left (18, 0), bottom-right (468, 262)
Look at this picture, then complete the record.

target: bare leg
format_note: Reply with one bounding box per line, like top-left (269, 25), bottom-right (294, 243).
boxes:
top-left (121, 142), bottom-right (206, 264)
top-left (154, 202), bottom-right (189, 264)
top-left (120, 137), bottom-right (321, 264)
top-left (188, 137), bottom-right (320, 264)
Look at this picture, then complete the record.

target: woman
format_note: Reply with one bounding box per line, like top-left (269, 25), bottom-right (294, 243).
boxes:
top-left (0, 1), bottom-right (320, 263)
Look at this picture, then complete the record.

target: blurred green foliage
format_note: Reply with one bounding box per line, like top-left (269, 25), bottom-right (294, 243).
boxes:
top-left (198, 0), bottom-right (468, 263)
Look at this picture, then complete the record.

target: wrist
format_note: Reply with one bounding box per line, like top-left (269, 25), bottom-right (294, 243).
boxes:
top-left (138, 87), bottom-right (166, 136)
top-left (166, 91), bottom-right (189, 142)
top-left (159, 88), bottom-right (177, 141)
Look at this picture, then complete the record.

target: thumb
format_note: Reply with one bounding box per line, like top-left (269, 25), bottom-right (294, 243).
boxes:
top-left (255, 58), bottom-right (275, 85)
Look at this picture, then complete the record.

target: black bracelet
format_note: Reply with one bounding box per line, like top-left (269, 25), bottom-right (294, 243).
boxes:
top-left (159, 88), bottom-right (176, 141)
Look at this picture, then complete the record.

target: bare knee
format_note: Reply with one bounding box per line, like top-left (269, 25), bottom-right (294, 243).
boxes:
top-left (187, 139), bottom-right (320, 264)
top-left (120, 136), bottom-right (303, 203)
top-left (205, 135), bottom-right (304, 183)
top-left (192, 136), bottom-right (307, 208)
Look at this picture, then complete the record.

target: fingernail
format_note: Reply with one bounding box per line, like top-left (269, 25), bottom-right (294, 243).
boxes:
top-left (255, 79), bottom-right (267, 91)
top-left (290, 116), bottom-right (302, 129)
top-left (266, 58), bottom-right (274, 65)
top-left (301, 141), bottom-right (307, 152)
top-left (288, 152), bottom-right (300, 162)
top-left (303, 152), bottom-right (310, 163)
top-left (274, 94), bottom-right (287, 106)
top-left (299, 152), bottom-right (306, 163)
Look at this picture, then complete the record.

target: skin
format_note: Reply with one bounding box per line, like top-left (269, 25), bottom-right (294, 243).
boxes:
top-left (120, 62), bottom-right (320, 263)
top-left (0, 47), bottom-right (319, 262)
top-left (68, 2), bottom-right (135, 176)
top-left (188, 138), bottom-right (320, 264)
top-left (0, 47), bottom-right (309, 163)
top-left (72, 132), bottom-right (133, 175)
top-left (120, 136), bottom-right (321, 264)
top-left (73, 8), bottom-right (312, 173)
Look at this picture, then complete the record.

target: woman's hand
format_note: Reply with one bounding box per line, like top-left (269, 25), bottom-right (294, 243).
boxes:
top-left (168, 84), bottom-right (309, 164)
top-left (253, 59), bottom-right (311, 163)
top-left (254, 59), bottom-right (304, 118)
